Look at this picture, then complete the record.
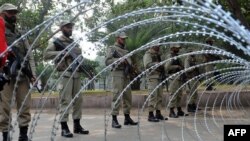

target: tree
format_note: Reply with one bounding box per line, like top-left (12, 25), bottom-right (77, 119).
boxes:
top-left (217, 0), bottom-right (250, 60)
top-left (0, 0), bottom-right (100, 89)
top-left (85, 0), bottom-right (175, 90)
top-left (219, 0), bottom-right (250, 30)
top-left (0, 0), bottom-right (54, 87)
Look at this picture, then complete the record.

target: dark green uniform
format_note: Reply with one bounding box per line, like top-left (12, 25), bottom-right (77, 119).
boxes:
top-left (143, 49), bottom-right (163, 112)
top-left (105, 31), bottom-right (137, 128)
top-left (105, 43), bottom-right (132, 116)
top-left (0, 21), bottom-right (36, 132)
top-left (164, 44), bottom-right (188, 117)
top-left (44, 35), bottom-right (83, 122)
top-left (184, 55), bottom-right (199, 104)
top-left (164, 53), bottom-right (184, 108)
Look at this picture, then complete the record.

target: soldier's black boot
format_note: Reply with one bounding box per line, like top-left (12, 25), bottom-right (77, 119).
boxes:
top-left (187, 104), bottom-right (196, 112)
top-left (18, 126), bottom-right (28, 141)
top-left (3, 132), bottom-right (9, 141)
top-left (192, 103), bottom-right (201, 111)
top-left (124, 114), bottom-right (138, 125)
top-left (112, 115), bottom-right (121, 128)
top-left (177, 107), bottom-right (189, 116)
top-left (206, 85), bottom-right (214, 91)
top-left (169, 107), bottom-right (178, 118)
top-left (148, 111), bottom-right (159, 122)
top-left (61, 122), bottom-right (73, 138)
top-left (73, 119), bottom-right (89, 134)
top-left (155, 110), bottom-right (168, 120)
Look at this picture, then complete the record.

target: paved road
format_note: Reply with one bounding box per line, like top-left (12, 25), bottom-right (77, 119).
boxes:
top-left (0, 108), bottom-right (249, 141)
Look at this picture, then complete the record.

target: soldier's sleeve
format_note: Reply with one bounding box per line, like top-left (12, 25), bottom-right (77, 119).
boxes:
top-left (143, 52), bottom-right (157, 69)
top-left (184, 56), bottom-right (190, 69)
top-left (184, 56), bottom-right (192, 74)
top-left (105, 47), bottom-right (119, 66)
top-left (164, 54), bottom-right (180, 73)
top-left (164, 58), bottom-right (171, 73)
top-left (125, 55), bottom-right (132, 65)
top-left (43, 40), bottom-right (62, 61)
top-left (24, 40), bottom-right (37, 77)
top-left (74, 43), bottom-right (82, 55)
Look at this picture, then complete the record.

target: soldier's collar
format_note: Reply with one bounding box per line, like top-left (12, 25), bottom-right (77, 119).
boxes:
top-left (4, 20), bottom-right (16, 33)
top-left (114, 42), bottom-right (125, 49)
top-left (149, 48), bottom-right (159, 54)
top-left (60, 35), bottom-right (73, 42)
top-left (171, 52), bottom-right (179, 56)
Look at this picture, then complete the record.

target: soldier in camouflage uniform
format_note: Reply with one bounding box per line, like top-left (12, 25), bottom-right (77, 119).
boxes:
top-left (105, 32), bottom-right (138, 128)
top-left (0, 3), bottom-right (36, 141)
top-left (143, 45), bottom-right (167, 122)
top-left (44, 21), bottom-right (89, 138)
top-left (184, 50), bottom-right (201, 112)
top-left (164, 43), bottom-right (188, 118)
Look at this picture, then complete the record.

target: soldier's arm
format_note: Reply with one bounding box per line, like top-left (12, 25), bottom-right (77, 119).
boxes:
top-left (125, 55), bottom-right (132, 66)
top-left (164, 55), bottom-right (181, 73)
top-left (29, 52), bottom-right (36, 77)
top-left (184, 56), bottom-right (192, 74)
top-left (43, 41), bottom-right (62, 61)
top-left (164, 61), bottom-right (174, 73)
top-left (73, 44), bottom-right (82, 55)
top-left (24, 39), bottom-right (36, 77)
top-left (143, 53), bottom-right (157, 69)
top-left (184, 56), bottom-right (191, 69)
top-left (105, 47), bottom-right (120, 66)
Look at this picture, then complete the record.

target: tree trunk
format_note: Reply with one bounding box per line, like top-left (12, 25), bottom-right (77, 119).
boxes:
top-left (227, 0), bottom-right (250, 30)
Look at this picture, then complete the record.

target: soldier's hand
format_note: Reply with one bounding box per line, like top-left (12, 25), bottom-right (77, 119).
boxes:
top-left (61, 51), bottom-right (69, 57)
top-left (121, 59), bottom-right (128, 64)
top-left (30, 76), bottom-right (36, 84)
top-left (178, 65), bottom-right (183, 69)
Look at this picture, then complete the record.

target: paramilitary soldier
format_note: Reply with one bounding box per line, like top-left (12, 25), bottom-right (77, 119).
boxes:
top-left (105, 31), bottom-right (138, 128)
top-left (184, 50), bottom-right (201, 113)
top-left (0, 3), bottom-right (37, 141)
top-left (44, 21), bottom-right (89, 138)
top-left (143, 44), bottom-right (168, 122)
top-left (164, 43), bottom-right (188, 118)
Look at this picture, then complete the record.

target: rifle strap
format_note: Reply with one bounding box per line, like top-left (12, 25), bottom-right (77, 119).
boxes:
top-left (54, 38), bottom-right (74, 51)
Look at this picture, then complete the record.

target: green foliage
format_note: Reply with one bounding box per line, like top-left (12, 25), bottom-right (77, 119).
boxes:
top-left (0, 0), bottom-right (18, 6)
top-left (84, 59), bottom-right (99, 74)
top-left (1, 0), bottom-right (250, 80)
top-left (219, 0), bottom-right (250, 24)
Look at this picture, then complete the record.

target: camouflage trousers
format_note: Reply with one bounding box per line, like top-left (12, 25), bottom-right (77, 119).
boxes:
top-left (58, 76), bottom-right (82, 122)
top-left (111, 73), bottom-right (132, 115)
top-left (169, 76), bottom-right (183, 108)
top-left (186, 79), bottom-right (199, 104)
top-left (147, 78), bottom-right (163, 112)
top-left (0, 78), bottom-right (31, 132)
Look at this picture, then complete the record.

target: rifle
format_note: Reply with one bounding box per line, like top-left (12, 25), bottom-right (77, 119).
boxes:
top-left (112, 49), bottom-right (135, 78)
top-left (186, 56), bottom-right (202, 83)
top-left (156, 55), bottom-right (169, 91)
top-left (53, 38), bottom-right (94, 78)
top-left (0, 73), bottom-right (9, 91)
top-left (5, 46), bottom-right (42, 92)
top-left (168, 54), bottom-right (187, 82)
top-left (155, 55), bottom-right (166, 81)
